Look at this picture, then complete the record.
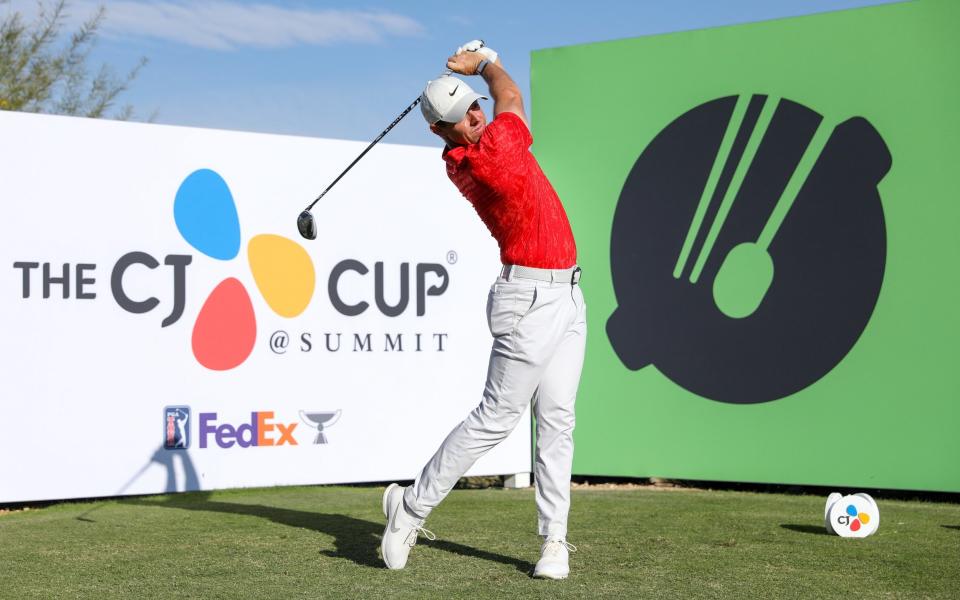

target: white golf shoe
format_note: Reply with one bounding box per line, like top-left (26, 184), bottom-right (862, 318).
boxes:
top-left (533, 538), bottom-right (577, 579)
top-left (380, 483), bottom-right (435, 570)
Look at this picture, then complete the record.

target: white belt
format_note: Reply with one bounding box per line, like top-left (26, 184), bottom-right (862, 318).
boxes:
top-left (501, 264), bottom-right (581, 285)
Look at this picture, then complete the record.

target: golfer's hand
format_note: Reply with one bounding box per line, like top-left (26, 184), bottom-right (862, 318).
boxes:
top-left (457, 40), bottom-right (499, 64)
top-left (446, 51), bottom-right (484, 76)
top-left (457, 39), bottom-right (485, 53)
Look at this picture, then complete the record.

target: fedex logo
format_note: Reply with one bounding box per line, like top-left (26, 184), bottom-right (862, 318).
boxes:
top-left (199, 411), bottom-right (298, 449)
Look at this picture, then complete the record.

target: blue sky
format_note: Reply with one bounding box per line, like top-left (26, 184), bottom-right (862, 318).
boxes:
top-left (4, 0), bottom-right (899, 147)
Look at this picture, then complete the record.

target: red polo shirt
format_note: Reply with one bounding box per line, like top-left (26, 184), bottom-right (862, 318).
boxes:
top-left (442, 112), bottom-right (577, 269)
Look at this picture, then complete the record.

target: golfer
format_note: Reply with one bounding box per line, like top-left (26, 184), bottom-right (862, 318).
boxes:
top-left (381, 42), bottom-right (586, 580)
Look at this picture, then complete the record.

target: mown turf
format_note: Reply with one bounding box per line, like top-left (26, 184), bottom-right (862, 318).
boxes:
top-left (1, 485), bottom-right (958, 599)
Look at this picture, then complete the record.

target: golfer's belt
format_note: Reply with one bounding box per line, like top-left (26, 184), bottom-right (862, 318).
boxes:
top-left (501, 264), bottom-right (582, 285)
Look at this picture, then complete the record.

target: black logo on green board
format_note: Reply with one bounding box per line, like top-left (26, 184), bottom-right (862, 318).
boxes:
top-left (607, 94), bottom-right (890, 404)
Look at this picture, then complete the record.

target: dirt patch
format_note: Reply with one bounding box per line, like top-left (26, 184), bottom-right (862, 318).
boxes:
top-left (572, 481), bottom-right (648, 490)
top-left (572, 481), bottom-right (704, 492)
top-left (0, 506), bottom-right (30, 516)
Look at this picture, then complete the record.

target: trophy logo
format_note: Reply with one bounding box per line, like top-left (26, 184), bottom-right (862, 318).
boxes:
top-left (298, 410), bottom-right (342, 444)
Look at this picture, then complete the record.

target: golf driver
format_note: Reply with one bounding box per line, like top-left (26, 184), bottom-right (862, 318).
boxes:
top-left (297, 96), bottom-right (422, 240)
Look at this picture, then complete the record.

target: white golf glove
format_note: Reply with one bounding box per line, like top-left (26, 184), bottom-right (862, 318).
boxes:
top-left (456, 39), bottom-right (498, 64)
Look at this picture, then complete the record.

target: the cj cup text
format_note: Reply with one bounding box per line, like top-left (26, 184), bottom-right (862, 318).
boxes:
top-left (11, 254), bottom-right (451, 326)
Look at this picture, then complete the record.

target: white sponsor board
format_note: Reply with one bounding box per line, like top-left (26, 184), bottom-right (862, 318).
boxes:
top-left (0, 111), bottom-right (530, 503)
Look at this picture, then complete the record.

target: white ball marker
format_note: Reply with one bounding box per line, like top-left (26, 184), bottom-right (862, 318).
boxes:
top-left (824, 493), bottom-right (880, 538)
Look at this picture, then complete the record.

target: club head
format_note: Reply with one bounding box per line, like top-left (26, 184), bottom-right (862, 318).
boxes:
top-left (297, 210), bottom-right (317, 240)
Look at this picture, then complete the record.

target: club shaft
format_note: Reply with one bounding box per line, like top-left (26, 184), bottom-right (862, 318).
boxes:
top-left (304, 97), bottom-right (421, 212)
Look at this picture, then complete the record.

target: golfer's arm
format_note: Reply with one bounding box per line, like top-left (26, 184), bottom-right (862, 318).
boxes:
top-left (482, 62), bottom-right (528, 127)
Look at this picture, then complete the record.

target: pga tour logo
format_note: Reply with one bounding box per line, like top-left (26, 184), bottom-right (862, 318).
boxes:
top-left (824, 492), bottom-right (880, 538)
top-left (163, 406), bottom-right (191, 450)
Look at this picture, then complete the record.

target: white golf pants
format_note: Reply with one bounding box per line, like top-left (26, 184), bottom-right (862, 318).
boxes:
top-left (404, 269), bottom-right (587, 539)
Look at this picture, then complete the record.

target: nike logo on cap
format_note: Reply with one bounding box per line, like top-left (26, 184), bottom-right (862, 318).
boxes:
top-left (449, 85), bottom-right (459, 96)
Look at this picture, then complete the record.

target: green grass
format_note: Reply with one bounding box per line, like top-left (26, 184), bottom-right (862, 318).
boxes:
top-left (1, 485), bottom-right (958, 599)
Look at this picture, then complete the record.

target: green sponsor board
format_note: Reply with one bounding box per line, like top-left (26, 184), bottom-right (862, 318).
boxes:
top-left (532, 0), bottom-right (959, 491)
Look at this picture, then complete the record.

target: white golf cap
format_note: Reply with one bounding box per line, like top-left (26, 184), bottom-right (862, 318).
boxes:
top-left (420, 75), bottom-right (487, 125)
